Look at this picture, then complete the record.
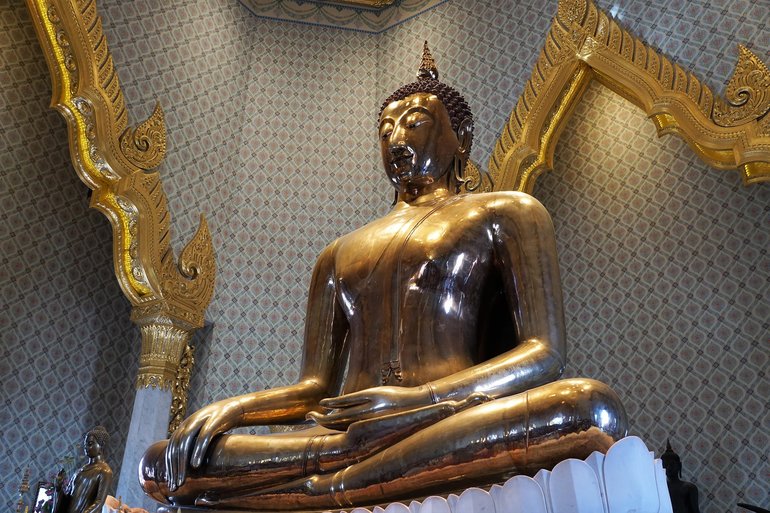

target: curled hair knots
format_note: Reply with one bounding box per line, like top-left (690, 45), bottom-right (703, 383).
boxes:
top-left (380, 78), bottom-right (474, 155)
top-left (87, 425), bottom-right (109, 448)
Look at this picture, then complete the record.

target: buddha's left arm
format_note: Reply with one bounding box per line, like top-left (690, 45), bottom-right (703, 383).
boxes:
top-left (428, 193), bottom-right (566, 403)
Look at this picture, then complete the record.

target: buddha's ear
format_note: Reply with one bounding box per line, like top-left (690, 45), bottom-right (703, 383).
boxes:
top-left (456, 117), bottom-right (473, 156)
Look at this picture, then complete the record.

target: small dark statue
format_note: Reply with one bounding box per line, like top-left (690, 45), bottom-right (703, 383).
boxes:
top-left (661, 440), bottom-right (701, 513)
top-left (52, 426), bottom-right (113, 513)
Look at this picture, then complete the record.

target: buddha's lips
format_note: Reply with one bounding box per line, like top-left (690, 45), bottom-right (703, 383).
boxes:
top-left (391, 154), bottom-right (413, 170)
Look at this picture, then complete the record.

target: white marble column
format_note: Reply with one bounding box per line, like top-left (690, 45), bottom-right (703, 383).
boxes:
top-left (116, 386), bottom-right (172, 511)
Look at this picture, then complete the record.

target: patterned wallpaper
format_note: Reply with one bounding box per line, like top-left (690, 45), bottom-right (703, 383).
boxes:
top-left (545, 82), bottom-right (769, 511)
top-left (0, 2), bottom-right (137, 508)
top-left (1, 0), bottom-right (768, 512)
top-left (187, 20), bottom-right (387, 409)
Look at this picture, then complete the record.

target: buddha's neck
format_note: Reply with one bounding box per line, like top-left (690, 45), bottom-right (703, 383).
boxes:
top-left (398, 183), bottom-right (455, 206)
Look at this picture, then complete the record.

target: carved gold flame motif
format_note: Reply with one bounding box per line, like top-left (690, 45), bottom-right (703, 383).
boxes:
top-left (489, 0), bottom-right (770, 191)
top-left (25, 0), bottom-right (216, 429)
top-left (713, 45), bottom-right (770, 128)
top-left (119, 102), bottom-right (168, 170)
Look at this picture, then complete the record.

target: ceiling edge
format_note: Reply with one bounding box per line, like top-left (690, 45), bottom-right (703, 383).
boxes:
top-left (239, 0), bottom-right (448, 34)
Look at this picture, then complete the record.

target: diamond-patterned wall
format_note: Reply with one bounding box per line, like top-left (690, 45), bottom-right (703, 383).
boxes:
top-left (0, 2), bottom-right (138, 508)
top-left (545, 82), bottom-right (769, 511)
top-left (1, 0), bottom-right (768, 512)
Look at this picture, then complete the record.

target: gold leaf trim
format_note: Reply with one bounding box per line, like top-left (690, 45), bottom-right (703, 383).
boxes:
top-left (136, 322), bottom-right (191, 391)
top-left (25, 0), bottom-right (217, 414)
top-left (26, 0), bottom-right (216, 315)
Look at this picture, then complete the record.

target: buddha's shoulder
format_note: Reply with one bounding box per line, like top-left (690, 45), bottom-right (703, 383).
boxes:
top-left (79, 462), bottom-right (112, 476)
top-left (318, 219), bottom-right (384, 255)
top-left (453, 191), bottom-right (549, 216)
top-left (331, 214), bottom-right (393, 247)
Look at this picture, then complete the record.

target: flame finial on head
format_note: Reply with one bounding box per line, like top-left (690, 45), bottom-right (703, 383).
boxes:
top-left (661, 439), bottom-right (680, 463)
top-left (418, 41), bottom-right (439, 81)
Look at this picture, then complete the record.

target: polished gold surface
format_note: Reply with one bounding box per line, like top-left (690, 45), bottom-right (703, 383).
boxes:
top-left (24, 0), bottom-right (216, 414)
top-left (140, 48), bottom-right (626, 510)
top-left (490, 0), bottom-right (770, 192)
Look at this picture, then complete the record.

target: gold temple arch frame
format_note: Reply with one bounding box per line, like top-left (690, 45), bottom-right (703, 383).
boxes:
top-left (489, 0), bottom-right (770, 193)
top-left (25, 0), bottom-right (216, 432)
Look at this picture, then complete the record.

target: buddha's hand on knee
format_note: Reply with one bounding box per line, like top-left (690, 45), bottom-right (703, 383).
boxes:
top-left (307, 385), bottom-right (434, 430)
top-left (165, 399), bottom-right (242, 491)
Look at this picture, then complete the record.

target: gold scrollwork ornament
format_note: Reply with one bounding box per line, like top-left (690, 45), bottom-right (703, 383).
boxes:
top-left (489, 0), bottom-right (770, 192)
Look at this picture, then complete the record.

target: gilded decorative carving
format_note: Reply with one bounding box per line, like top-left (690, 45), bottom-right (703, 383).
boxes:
top-left (713, 45), bottom-right (770, 128)
top-left (25, 0), bottom-right (216, 427)
top-left (489, 0), bottom-right (770, 192)
top-left (136, 322), bottom-right (192, 391)
top-left (168, 344), bottom-right (195, 436)
top-left (463, 159), bottom-right (493, 193)
top-left (119, 102), bottom-right (168, 170)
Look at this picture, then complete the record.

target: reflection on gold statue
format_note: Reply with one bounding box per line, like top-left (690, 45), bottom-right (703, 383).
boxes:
top-left (140, 44), bottom-right (627, 510)
top-left (53, 426), bottom-right (113, 513)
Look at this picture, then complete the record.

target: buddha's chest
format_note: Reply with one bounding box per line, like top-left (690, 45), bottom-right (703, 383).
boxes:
top-left (334, 204), bottom-right (493, 313)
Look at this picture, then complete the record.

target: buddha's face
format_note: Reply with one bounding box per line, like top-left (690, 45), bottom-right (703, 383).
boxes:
top-left (379, 93), bottom-right (459, 191)
top-left (83, 433), bottom-right (102, 458)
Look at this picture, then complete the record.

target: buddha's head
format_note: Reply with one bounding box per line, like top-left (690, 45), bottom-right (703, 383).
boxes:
top-left (83, 425), bottom-right (109, 458)
top-left (660, 439), bottom-right (682, 481)
top-left (379, 42), bottom-right (473, 195)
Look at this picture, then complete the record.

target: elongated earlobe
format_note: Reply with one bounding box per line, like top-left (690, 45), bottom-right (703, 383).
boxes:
top-left (456, 117), bottom-right (473, 156)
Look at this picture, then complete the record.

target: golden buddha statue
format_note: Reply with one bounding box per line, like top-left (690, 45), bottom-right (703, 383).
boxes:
top-left (140, 43), bottom-right (627, 510)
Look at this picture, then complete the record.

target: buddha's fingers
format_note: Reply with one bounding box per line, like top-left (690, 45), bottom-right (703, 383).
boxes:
top-left (175, 426), bottom-right (198, 488)
top-left (164, 433), bottom-right (178, 490)
top-left (191, 421), bottom-right (217, 468)
top-left (451, 392), bottom-right (491, 412)
top-left (313, 405), bottom-right (381, 429)
top-left (306, 410), bottom-right (360, 431)
top-left (166, 417), bottom-right (203, 490)
top-left (319, 394), bottom-right (370, 409)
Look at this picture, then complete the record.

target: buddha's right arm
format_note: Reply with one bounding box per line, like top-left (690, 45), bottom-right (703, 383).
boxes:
top-left (207, 240), bottom-right (346, 426)
top-left (165, 242), bottom-right (346, 489)
top-left (165, 383), bottom-right (324, 490)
